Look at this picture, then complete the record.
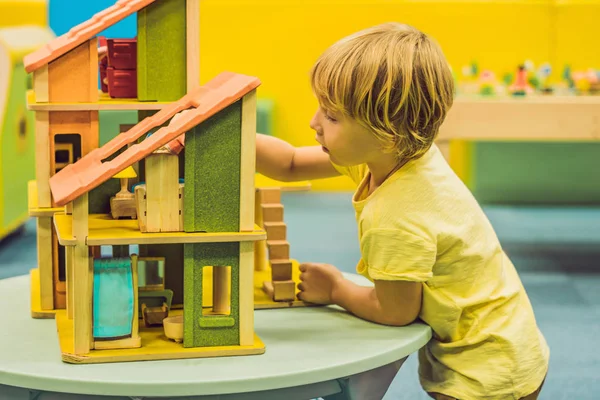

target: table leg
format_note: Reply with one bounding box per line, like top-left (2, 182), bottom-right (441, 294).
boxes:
top-left (322, 357), bottom-right (407, 400)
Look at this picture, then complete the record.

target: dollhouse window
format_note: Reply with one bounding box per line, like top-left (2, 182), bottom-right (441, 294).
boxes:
top-left (54, 134), bottom-right (81, 173)
top-left (203, 266), bottom-right (231, 316)
top-left (138, 257), bottom-right (166, 291)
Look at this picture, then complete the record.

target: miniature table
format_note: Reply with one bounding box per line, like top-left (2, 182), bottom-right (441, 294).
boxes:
top-left (0, 273), bottom-right (431, 399)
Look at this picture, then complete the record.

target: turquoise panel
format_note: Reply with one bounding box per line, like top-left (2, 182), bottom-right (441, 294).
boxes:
top-left (93, 258), bottom-right (134, 339)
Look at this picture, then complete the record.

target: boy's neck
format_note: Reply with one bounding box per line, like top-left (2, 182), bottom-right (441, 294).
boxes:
top-left (366, 154), bottom-right (405, 193)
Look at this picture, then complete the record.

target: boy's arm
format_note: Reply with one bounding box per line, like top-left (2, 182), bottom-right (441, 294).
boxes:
top-left (298, 263), bottom-right (422, 327)
top-left (335, 279), bottom-right (422, 327)
top-left (256, 133), bottom-right (340, 182)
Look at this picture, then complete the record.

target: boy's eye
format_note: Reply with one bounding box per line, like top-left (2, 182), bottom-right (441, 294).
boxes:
top-left (324, 113), bottom-right (337, 123)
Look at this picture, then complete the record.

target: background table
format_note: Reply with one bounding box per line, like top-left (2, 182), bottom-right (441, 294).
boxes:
top-left (0, 272), bottom-right (431, 399)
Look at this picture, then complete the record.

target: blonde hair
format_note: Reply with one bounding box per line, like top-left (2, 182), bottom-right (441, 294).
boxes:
top-left (310, 23), bottom-right (454, 162)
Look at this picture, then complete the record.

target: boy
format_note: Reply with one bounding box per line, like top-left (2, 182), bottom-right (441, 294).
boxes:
top-left (256, 23), bottom-right (549, 399)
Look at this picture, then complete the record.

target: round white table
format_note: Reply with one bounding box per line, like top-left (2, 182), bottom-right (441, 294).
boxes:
top-left (0, 273), bottom-right (431, 399)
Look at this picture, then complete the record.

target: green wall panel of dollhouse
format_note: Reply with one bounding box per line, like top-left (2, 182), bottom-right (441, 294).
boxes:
top-left (137, 0), bottom-right (186, 102)
top-left (184, 101), bottom-right (242, 233)
top-left (89, 180), bottom-right (121, 214)
top-left (183, 242), bottom-right (240, 348)
top-left (141, 243), bottom-right (184, 306)
top-left (99, 110), bottom-right (138, 146)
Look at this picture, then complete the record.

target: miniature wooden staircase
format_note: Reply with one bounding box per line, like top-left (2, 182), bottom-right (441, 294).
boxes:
top-left (256, 187), bottom-right (295, 302)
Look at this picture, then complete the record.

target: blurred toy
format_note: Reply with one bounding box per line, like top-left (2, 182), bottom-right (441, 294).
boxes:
top-left (571, 69), bottom-right (600, 95)
top-left (0, 2), bottom-right (55, 241)
top-left (477, 70), bottom-right (501, 96)
top-left (535, 63), bottom-right (553, 94)
top-left (459, 61), bottom-right (479, 94)
top-left (508, 65), bottom-right (534, 96)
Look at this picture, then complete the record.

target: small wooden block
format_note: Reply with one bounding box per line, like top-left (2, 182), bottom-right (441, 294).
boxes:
top-left (256, 187), bottom-right (281, 204)
top-left (261, 204), bottom-right (284, 222)
top-left (263, 222), bottom-right (286, 241)
top-left (267, 240), bottom-right (289, 260)
top-left (273, 280), bottom-right (296, 302)
top-left (271, 259), bottom-right (292, 281)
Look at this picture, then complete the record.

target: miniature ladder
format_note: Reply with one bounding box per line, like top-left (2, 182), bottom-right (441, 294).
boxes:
top-left (255, 187), bottom-right (295, 301)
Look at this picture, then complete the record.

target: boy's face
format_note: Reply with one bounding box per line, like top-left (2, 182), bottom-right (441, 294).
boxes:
top-left (310, 106), bottom-right (382, 167)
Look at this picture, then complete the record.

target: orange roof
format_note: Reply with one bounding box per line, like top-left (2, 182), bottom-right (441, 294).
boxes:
top-left (49, 72), bottom-right (261, 206)
top-left (24, 0), bottom-right (156, 73)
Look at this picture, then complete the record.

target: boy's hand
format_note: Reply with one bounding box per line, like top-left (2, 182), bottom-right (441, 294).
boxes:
top-left (297, 262), bottom-right (344, 305)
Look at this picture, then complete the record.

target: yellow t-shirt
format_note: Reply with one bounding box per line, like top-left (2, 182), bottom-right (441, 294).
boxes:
top-left (334, 144), bottom-right (549, 400)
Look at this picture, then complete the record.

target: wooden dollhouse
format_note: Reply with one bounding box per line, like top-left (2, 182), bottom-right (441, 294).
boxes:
top-left (23, 0), bottom-right (312, 364)
top-left (23, 0), bottom-right (269, 364)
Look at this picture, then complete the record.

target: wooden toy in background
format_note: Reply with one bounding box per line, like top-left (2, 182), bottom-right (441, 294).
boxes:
top-left (476, 70), bottom-right (502, 96)
top-left (25, 0), bottom-right (270, 364)
top-left (571, 69), bottom-right (600, 95)
top-left (458, 62), bottom-right (479, 95)
top-left (508, 65), bottom-right (535, 96)
top-left (0, 0), bottom-right (55, 241)
top-left (534, 63), bottom-right (553, 94)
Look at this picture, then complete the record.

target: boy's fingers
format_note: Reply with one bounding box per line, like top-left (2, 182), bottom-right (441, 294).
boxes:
top-left (299, 263), bottom-right (308, 272)
top-left (299, 272), bottom-right (306, 281)
top-left (297, 282), bottom-right (305, 292)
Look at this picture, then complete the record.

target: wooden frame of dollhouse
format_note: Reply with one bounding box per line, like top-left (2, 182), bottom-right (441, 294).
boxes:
top-left (23, 0), bottom-right (277, 364)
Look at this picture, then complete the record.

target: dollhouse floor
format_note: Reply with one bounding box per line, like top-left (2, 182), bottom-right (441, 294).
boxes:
top-left (30, 258), bottom-right (315, 323)
top-left (55, 308), bottom-right (265, 364)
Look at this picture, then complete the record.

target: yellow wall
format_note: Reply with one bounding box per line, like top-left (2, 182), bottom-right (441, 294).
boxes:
top-left (199, 0), bottom-right (600, 190)
top-left (0, 0), bottom-right (47, 28)
top-left (555, 1), bottom-right (600, 70)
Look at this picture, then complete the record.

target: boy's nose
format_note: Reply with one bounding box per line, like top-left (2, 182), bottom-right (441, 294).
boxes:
top-left (309, 111), bottom-right (319, 132)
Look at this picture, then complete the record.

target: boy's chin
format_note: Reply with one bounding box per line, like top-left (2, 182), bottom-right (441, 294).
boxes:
top-left (330, 157), bottom-right (360, 168)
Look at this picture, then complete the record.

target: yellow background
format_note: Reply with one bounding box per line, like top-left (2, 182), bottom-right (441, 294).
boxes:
top-left (198, 0), bottom-right (600, 190)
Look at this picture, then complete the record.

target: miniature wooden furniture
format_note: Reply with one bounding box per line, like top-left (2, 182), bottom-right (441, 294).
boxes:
top-left (1, 272), bottom-right (431, 398)
top-left (110, 166), bottom-right (137, 219)
top-left (163, 315), bottom-right (184, 343)
top-left (137, 256), bottom-right (173, 327)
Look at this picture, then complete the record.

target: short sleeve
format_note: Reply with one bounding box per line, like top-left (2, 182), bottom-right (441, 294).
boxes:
top-left (360, 228), bottom-right (436, 282)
